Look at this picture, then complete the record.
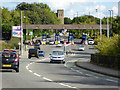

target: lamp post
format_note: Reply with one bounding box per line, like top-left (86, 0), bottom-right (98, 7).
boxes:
top-left (96, 9), bottom-right (102, 40)
top-left (108, 10), bottom-right (113, 38)
top-left (21, 11), bottom-right (23, 56)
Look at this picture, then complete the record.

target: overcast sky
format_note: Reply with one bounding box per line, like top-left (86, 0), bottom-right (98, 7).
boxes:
top-left (0, 0), bottom-right (119, 19)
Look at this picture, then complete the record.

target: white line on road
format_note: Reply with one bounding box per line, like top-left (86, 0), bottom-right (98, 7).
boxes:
top-left (94, 76), bottom-right (99, 78)
top-left (26, 58), bottom-right (78, 89)
top-left (59, 83), bottom-right (77, 88)
top-left (43, 77), bottom-right (53, 82)
top-left (29, 70), bottom-right (32, 73)
top-left (85, 74), bottom-right (94, 77)
top-left (106, 79), bottom-right (118, 83)
top-left (34, 73), bottom-right (41, 77)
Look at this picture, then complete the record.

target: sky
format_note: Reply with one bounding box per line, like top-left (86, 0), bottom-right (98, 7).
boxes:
top-left (0, 0), bottom-right (120, 19)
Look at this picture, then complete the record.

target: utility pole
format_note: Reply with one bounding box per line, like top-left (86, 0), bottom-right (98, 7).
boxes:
top-left (108, 10), bottom-right (113, 38)
top-left (77, 11), bottom-right (78, 17)
top-left (107, 17), bottom-right (109, 38)
top-left (21, 11), bottom-right (23, 56)
top-left (96, 9), bottom-right (102, 40)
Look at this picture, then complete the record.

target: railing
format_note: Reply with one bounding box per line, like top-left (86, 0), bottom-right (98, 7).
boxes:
top-left (91, 54), bottom-right (120, 70)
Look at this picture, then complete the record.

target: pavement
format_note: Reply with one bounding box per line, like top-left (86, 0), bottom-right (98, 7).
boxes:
top-left (75, 60), bottom-right (120, 79)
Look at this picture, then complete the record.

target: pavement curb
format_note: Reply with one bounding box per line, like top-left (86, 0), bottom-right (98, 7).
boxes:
top-left (75, 61), bottom-right (120, 79)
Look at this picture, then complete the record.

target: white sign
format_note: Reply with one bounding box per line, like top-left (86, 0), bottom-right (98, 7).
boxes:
top-left (12, 26), bottom-right (22, 37)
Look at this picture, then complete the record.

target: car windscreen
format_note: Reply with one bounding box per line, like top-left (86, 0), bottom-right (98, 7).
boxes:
top-left (35, 44), bottom-right (40, 46)
top-left (29, 49), bottom-right (37, 53)
top-left (88, 39), bottom-right (93, 41)
top-left (2, 53), bottom-right (17, 58)
top-left (52, 51), bottom-right (64, 55)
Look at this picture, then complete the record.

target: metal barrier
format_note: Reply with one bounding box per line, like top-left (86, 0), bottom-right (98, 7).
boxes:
top-left (91, 54), bottom-right (120, 70)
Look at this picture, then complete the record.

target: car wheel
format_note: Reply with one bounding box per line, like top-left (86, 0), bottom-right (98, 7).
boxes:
top-left (63, 61), bottom-right (65, 64)
top-left (28, 57), bottom-right (31, 59)
top-left (37, 56), bottom-right (39, 59)
top-left (50, 61), bottom-right (53, 63)
top-left (15, 68), bottom-right (19, 72)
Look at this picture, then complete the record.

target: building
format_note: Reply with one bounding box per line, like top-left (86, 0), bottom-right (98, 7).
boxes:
top-left (56, 9), bottom-right (64, 24)
top-left (119, 1), bottom-right (120, 16)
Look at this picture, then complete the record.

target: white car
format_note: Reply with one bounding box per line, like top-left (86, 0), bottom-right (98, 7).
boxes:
top-left (88, 39), bottom-right (94, 45)
top-left (49, 40), bottom-right (54, 45)
top-left (56, 43), bottom-right (63, 47)
top-left (78, 44), bottom-right (85, 51)
top-left (50, 50), bottom-right (65, 63)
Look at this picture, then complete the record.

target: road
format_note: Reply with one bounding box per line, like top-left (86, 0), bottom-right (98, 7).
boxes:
top-left (1, 36), bottom-right (119, 89)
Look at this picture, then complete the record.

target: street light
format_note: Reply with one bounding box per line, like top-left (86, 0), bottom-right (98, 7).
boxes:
top-left (96, 9), bottom-right (102, 40)
top-left (108, 10), bottom-right (113, 38)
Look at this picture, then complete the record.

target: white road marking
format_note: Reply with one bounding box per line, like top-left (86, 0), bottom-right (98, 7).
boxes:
top-left (34, 73), bottom-right (41, 77)
top-left (94, 76), bottom-right (99, 78)
top-left (26, 58), bottom-right (78, 89)
top-left (106, 79), bottom-right (118, 83)
top-left (59, 83), bottom-right (77, 88)
top-left (43, 77), bottom-right (53, 82)
top-left (85, 74), bottom-right (94, 77)
top-left (29, 70), bottom-right (32, 73)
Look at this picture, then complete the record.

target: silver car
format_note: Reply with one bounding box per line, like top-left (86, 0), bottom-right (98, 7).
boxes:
top-left (78, 44), bottom-right (85, 51)
top-left (50, 50), bottom-right (65, 63)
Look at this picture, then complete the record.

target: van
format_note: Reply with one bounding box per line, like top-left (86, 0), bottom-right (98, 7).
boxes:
top-left (28, 49), bottom-right (39, 59)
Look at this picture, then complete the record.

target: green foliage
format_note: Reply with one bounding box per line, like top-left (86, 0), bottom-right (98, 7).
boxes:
top-left (64, 17), bottom-right (72, 24)
top-left (95, 34), bottom-right (120, 56)
top-left (8, 37), bottom-right (20, 49)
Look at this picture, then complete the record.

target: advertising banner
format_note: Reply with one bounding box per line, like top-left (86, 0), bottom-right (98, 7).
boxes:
top-left (12, 26), bottom-right (22, 37)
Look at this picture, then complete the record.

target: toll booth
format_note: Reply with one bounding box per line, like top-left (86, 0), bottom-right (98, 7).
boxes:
top-left (55, 34), bottom-right (60, 44)
top-left (42, 35), bottom-right (47, 45)
top-left (68, 34), bottom-right (74, 45)
top-left (82, 34), bottom-right (88, 45)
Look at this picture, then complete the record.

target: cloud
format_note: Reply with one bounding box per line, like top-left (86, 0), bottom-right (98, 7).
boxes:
top-left (112, 6), bottom-right (118, 14)
top-left (66, 9), bottom-right (76, 19)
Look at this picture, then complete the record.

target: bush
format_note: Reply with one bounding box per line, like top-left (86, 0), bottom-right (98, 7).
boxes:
top-left (8, 37), bottom-right (20, 49)
top-left (94, 34), bottom-right (120, 56)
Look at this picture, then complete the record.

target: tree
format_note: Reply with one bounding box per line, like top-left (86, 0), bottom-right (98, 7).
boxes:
top-left (64, 17), bottom-right (72, 24)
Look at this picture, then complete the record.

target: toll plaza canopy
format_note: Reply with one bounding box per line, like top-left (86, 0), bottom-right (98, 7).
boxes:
top-left (23, 24), bottom-right (110, 30)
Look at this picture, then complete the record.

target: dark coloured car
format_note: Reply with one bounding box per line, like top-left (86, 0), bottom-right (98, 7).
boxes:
top-left (34, 44), bottom-right (40, 50)
top-left (1, 51), bottom-right (19, 72)
top-left (28, 49), bottom-right (39, 59)
top-left (35, 40), bottom-right (41, 45)
top-left (47, 35), bottom-right (51, 38)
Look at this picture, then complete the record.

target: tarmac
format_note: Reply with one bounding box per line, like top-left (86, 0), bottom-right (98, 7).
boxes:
top-left (75, 60), bottom-right (120, 79)
top-left (20, 43), bottom-right (120, 79)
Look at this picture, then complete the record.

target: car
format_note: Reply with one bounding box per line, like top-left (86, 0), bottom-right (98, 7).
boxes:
top-left (78, 44), bottom-right (85, 51)
top-left (38, 50), bottom-right (44, 57)
top-left (49, 50), bottom-right (65, 63)
top-left (47, 35), bottom-right (51, 38)
top-left (88, 39), bottom-right (94, 45)
top-left (34, 44), bottom-right (40, 50)
top-left (56, 43), bottom-right (63, 47)
top-left (35, 40), bottom-right (41, 45)
top-left (49, 40), bottom-right (54, 45)
top-left (1, 51), bottom-right (19, 72)
top-left (3, 49), bottom-right (17, 53)
top-left (28, 49), bottom-right (39, 59)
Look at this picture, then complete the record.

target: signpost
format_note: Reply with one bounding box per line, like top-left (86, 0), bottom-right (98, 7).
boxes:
top-left (18, 42), bottom-right (21, 55)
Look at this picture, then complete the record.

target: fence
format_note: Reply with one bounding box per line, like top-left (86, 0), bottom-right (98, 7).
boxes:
top-left (91, 54), bottom-right (120, 70)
